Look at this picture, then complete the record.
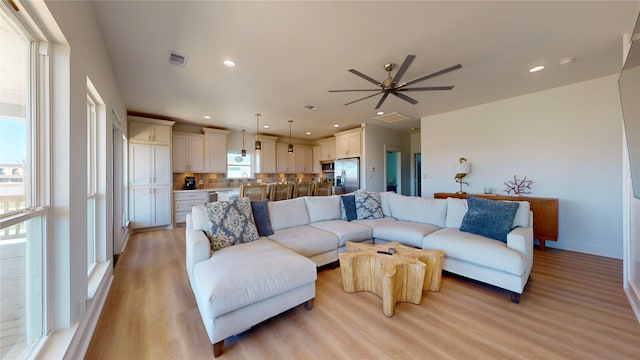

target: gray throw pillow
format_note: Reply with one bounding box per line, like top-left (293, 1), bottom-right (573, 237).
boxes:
top-left (355, 191), bottom-right (384, 220)
top-left (251, 199), bottom-right (274, 236)
top-left (460, 196), bottom-right (519, 243)
top-left (205, 197), bottom-right (260, 250)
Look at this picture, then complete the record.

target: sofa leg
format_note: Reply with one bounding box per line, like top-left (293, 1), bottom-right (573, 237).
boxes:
top-left (304, 298), bottom-right (314, 311)
top-left (510, 292), bottom-right (521, 304)
top-left (213, 340), bottom-right (224, 357)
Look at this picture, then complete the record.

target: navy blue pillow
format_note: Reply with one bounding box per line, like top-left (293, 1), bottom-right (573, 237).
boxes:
top-left (460, 196), bottom-right (519, 243)
top-left (341, 195), bottom-right (357, 222)
top-left (251, 199), bottom-right (274, 236)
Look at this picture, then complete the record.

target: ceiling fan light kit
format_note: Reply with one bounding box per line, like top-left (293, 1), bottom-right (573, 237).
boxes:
top-left (329, 55), bottom-right (461, 109)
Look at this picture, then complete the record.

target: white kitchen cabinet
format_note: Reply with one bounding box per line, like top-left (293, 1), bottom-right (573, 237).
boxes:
top-left (256, 135), bottom-right (277, 173)
top-left (312, 145), bottom-right (322, 174)
top-left (335, 127), bottom-right (362, 159)
top-left (128, 116), bottom-right (174, 145)
top-left (203, 128), bottom-right (230, 173)
top-left (129, 143), bottom-right (171, 186)
top-left (318, 137), bottom-right (336, 161)
top-left (130, 187), bottom-right (171, 229)
top-left (173, 132), bottom-right (204, 172)
top-left (295, 145), bottom-right (313, 173)
top-left (276, 143), bottom-right (295, 173)
top-left (174, 190), bottom-right (209, 224)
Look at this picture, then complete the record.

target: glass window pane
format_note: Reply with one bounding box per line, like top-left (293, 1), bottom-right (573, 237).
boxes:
top-left (0, 9), bottom-right (30, 215)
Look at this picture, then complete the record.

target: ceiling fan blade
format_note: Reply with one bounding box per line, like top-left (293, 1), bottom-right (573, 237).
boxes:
top-left (348, 69), bottom-right (383, 87)
top-left (392, 91), bottom-right (419, 105)
top-left (374, 93), bottom-right (390, 110)
top-left (398, 86), bottom-right (454, 91)
top-left (392, 55), bottom-right (416, 84)
top-left (344, 91), bottom-right (383, 106)
top-left (397, 63), bottom-right (462, 89)
top-left (329, 89), bottom-right (382, 92)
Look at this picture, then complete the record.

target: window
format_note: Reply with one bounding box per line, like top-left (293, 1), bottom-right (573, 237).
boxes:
top-left (86, 94), bottom-right (97, 272)
top-left (0, 3), bottom-right (48, 358)
top-left (227, 152), bottom-right (253, 179)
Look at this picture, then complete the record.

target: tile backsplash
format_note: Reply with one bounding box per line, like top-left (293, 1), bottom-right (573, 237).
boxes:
top-left (173, 173), bottom-right (323, 190)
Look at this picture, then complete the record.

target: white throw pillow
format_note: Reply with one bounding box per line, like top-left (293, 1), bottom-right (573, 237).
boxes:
top-left (304, 195), bottom-right (342, 223)
top-left (445, 197), bottom-right (468, 228)
top-left (387, 193), bottom-right (447, 228)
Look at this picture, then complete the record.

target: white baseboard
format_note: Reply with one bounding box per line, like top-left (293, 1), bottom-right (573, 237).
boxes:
top-left (625, 280), bottom-right (640, 325)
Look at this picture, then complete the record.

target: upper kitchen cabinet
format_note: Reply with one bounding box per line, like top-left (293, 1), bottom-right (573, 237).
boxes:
top-left (335, 127), bottom-right (362, 159)
top-left (318, 137), bottom-right (336, 161)
top-left (256, 135), bottom-right (278, 174)
top-left (172, 132), bottom-right (204, 172)
top-left (295, 145), bottom-right (313, 173)
top-left (128, 116), bottom-right (174, 145)
top-left (203, 128), bottom-right (230, 173)
top-left (276, 143), bottom-right (295, 173)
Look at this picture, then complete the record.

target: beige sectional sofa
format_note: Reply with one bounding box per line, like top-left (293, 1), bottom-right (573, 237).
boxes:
top-left (185, 191), bottom-right (533, 356)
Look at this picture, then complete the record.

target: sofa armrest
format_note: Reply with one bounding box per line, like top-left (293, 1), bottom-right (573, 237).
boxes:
top-left (506, 211), bottom-right (534, 271)
top-left (186, 214), bottom-right (211, 286)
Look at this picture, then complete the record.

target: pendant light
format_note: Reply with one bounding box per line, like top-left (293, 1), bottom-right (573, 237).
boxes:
top-left (288, 120), bottom-right (294, 153)
top-left (255, 113), bottom-right (262, 150)
top-left (241, 129), bottom-right (246, 157)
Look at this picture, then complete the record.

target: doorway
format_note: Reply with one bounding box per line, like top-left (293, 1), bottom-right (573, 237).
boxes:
top-left (414, 153), bottom-right (421, 197)
top-left (385, 145), bottom-right (402, 194)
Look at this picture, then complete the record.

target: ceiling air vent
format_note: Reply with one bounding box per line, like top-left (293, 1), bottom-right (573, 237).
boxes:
top-left (373, 112), bottom-right (412, 124)
top-left (168, 50), bottom-right (188, 67)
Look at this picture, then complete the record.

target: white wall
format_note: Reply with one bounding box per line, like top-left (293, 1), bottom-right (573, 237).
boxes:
top-left (362, 123), bottom-right (412, 194)
top-left (421, 75), bottom-right (623, 258)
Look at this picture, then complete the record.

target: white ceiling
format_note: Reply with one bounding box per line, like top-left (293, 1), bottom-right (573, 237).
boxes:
top-left (91, 1), bottom-right (638, 140)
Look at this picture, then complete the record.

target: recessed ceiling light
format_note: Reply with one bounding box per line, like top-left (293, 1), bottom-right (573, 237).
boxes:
top-left (306, 132), bottom-right (311, 135)
top-left (223, 59), bottom-right (236, 67)
top-left (558, 57), bottom-right (574, 65)
top-left (203, 115), bottom-right (211, 119)
top-left (377, 111), bottom-right (384, 116)
top-left (333, 124), bottom-right (340, 128)
top-left (529, 65), bottom-right (545, 73)
top-left (263, 125), bottom-right (269, 129)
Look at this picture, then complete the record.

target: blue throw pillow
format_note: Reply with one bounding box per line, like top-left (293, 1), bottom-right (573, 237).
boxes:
top-left (251, 199), bottom-right (274, 236)
top-left (341, 195), bottom-right (357, 221)
top-left (460, 196), bottom-right (519, 243)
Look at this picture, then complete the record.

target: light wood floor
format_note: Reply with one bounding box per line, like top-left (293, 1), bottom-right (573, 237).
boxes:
top-left (85, 228), bottom-right (640, 359)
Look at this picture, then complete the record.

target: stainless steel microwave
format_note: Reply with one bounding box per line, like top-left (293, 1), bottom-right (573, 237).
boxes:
top-left (321, 161), bottom-right (334, 172)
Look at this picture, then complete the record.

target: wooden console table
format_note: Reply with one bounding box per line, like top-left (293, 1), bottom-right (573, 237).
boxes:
top-left (434, 193), bottom-right (558, 250)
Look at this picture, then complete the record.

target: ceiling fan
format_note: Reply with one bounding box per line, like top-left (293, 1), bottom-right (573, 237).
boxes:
top-left (329, 55), bottom-right (462, 110)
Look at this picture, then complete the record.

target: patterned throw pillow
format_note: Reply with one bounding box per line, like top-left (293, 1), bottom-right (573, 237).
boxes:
top-left (355, 191), bottom-right (384, 220)
top-left (204, 197), bottom-right (260, 250)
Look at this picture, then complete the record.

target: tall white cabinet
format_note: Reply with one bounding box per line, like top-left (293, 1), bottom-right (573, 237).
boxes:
top-left (128, 117), bottom-right (175, 230)
top-left (335, 127), bottom-right (362, 159)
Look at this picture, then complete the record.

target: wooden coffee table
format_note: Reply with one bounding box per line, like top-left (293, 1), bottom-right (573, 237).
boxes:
top-left (339, 241), bottom-right (444, 317)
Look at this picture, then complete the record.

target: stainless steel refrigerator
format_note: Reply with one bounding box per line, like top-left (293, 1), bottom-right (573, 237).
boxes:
top-left (334, 158), bottom-right (360, 194)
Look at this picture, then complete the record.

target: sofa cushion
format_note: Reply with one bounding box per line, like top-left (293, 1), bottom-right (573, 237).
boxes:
top-left (204, 197), bottom-right (260, 250)
top-left (192, 205), bottom-right (209, 231)
top-left (340, 195), bottom-right (357, 221)
top-left (304, 195), bottom-right (342, 223)
top-left (379, 191), bottom-right (394, 217)
top-left (268, 225), bottom-right (339, 258)
top-left (355, 191), bottom-right (384, 220)
top-left (512, 201), bottom-right (530, 228)
top-left (460, 196), bottom-right (518, 242)
top-left (353, 216), bottom-right (398, 229)
top-left (310, 220), bottom-right (373, 247)
top-left (372, 220), bottom-right (440, 248)
top-left (423, 228), bottom-right (526, 276)
top-left (268, 197), bottom-right (310, 231)
top-left (387, 193), bottom-right (447, 228)
top-left (445, 197), bottom-right (468, 228)
top-left (251, 199), bottom-right (274, 236)
top-left (193, 238), bottom-right (317, 318)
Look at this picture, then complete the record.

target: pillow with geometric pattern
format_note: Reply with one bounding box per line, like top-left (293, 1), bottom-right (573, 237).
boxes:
top-left (204, 197), bottom-right (259, 250)
top-left (355, 190), bottom-right (384, 220)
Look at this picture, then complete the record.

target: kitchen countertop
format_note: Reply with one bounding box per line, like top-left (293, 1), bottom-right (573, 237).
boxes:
top-left (173, 188), bottom-right (239, 193)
